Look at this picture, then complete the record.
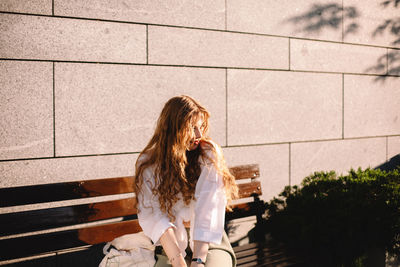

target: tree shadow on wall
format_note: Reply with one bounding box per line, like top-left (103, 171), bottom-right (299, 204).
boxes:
top-left (285, 3), bottom-right (359, 37)
top-left (375, 153), bottom-right (400, 172)
top-left (284, 0), bottom-right (400, 82)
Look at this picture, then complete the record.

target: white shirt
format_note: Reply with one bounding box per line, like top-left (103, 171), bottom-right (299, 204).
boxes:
top-left (137, 150), bottom-right (227, 255)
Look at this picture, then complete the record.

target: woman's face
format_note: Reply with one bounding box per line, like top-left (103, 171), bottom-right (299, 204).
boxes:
top-left (187, 118), bottom-right (205, 151)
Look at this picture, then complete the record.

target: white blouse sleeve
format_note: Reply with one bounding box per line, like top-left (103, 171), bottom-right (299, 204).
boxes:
top-left (137, 168), bottom-right (175, 245)
top-left (192, 152), bottom-right (227, 244)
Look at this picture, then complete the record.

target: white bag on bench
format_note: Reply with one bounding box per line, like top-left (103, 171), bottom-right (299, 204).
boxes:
top-left (99, 232), bottom-right (156, 267)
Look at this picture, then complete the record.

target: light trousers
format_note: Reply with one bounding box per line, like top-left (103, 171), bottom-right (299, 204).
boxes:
top-left (154, 231), bottom-right (236, 267)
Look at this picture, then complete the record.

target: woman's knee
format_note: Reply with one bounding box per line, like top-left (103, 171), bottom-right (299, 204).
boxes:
top-left (205, 249), bottom-right (233, 267)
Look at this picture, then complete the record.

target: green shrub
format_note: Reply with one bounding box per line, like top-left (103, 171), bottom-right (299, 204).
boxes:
top-left (264, 167), bottom-right (400, 266)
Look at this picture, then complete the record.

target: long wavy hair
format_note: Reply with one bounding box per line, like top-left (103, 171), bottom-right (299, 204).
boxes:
top-left (134, 95), bottom-right (238, 220)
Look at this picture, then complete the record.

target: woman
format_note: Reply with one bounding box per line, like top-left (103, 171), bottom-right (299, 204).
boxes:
top-left (135, 95), bottom-right (238, 267)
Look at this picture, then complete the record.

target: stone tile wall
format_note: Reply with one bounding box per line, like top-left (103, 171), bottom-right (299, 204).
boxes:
top-left (1, 1), bottom-right (399, 203)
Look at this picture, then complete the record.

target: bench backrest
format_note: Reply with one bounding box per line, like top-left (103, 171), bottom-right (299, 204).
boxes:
top-left (0, 164), bottom-right (261, 262)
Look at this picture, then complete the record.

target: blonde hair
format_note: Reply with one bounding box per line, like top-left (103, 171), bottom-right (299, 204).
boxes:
top-left (134, 95), bottom-right (238, 220)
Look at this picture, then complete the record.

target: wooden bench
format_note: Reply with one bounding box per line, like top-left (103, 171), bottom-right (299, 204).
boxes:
top-left (0, 164), bottom-right (290, 266)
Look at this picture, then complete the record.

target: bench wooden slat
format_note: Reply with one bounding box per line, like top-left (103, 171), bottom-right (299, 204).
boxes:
top-left (237, 254), bottom-right (300, 267)
top-left (233, 242), bottom-right (303, 267)
top-left (0, 220), bottom-right (141, 261)
top-left (229, 164), bottom-right (260, 180)
top-left (0, 198), bottom-right (137, 236)
top-left (235, 245), bottom-right (286, 259)
top-left (0, 177), bottom-right (134, 207)
top-left (237, 181), bottom-right (262, 199)
top-left (78, 219), bottom-right (142, 245)
top-left (233, 242), bottom-right (259, 253)
top-left (235, 244), bottom-right (299, 267)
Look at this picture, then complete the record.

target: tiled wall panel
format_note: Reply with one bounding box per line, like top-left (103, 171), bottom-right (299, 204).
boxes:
top-left (228, 70), bottom-right (342, 145)
top-left (291, 39), bottom-right (387, 74)
top-left (344, 75), bottom-right (400, 138)
top-left (227, 0), bottom-right (342, 42)
top-left (148, 26), bottom-right (289, 69)
top-left (0, 61), bottom-right (53, 160)
top-left (54, 0), bottom-right (225, 30)
top-left (0, 0), bottom-right (52, 15)
top-left (55, 63), bottom-right (226, 156)
top-left (0, 14), bottom-right (146, 63)
top-left (291, 138), bottom-right (387, 185)
top-left (343, 0), bottom-right (400, 48)
top-left (224, 144), bottom-right (289, 202)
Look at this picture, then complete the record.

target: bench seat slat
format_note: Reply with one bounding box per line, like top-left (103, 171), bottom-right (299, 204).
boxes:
top-left (233, 241), bottom-right (303, 267)
top-left (235, 245), bottom-right (286, 258)
top-left (0, 198), bottom-right (137, 236)
top-left (0, 220), bottom-right (141, 261)
top-left (235, 245), bottom-right (299, 266)
top-left (0, 177), bottom-right (134, 207)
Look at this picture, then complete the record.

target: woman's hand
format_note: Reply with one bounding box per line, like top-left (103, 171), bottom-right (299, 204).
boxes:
top-left (191, 240), bottom-right (208, 267)
top-left (160, 227), bottom-right (187, 267)
top-left (171, 254), bottom-right (187, 267)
